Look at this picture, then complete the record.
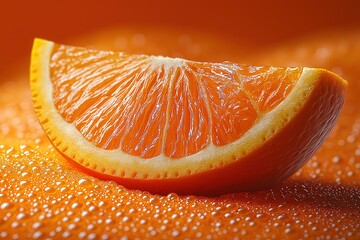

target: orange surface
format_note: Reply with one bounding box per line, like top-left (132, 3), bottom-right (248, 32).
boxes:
top-left (1, 1), bottom-right (360, 239)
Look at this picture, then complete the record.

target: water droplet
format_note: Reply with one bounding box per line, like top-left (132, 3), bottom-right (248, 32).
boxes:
top-left (166, 193), bottom-right (178, 200)
top-left (0, 202), bottom-right (11, 209)
top-left (16, 213), bottom-right (26, 220)
top-left (68, 223), bottom-right (76, 230)
top-left (78, 179), bottom-right (88, 185)
top-left (332, 156), bottom-right (341, 163)
top-left (78, 232), bottom-right (86, 238)
top-left (19, 180), bottom-right (27, 186)
top-left (172, 230), bottom-right (180, 237)
top-left (32, 231), bottom-right (42, 239)
top-left (32, 222), bottom-right (41, 229)
top-left (0, 232), bottom-right (7, 238)
top-left (72, 203), bottom-right (81, 209)
top-left (44, 187), bottom-right (53, 192)
top-left (11, 222), bottom-right (19, 228)
top-left (63, 231), bottom-right (71, 238)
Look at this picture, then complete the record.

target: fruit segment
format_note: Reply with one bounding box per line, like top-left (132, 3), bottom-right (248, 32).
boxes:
top-left (31, 38), bottom-right (347, 195)
top-left (165, 67), bottom-right (211, 158)
top-left (51, 45), bottom-right (170, 158)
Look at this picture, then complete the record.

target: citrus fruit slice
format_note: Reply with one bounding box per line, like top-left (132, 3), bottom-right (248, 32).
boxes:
top-left (30, 38), bottom-right (347, 195)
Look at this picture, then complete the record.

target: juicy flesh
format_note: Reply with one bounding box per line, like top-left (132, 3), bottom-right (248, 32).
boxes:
top-left (50, 44), bottom-right (302, 158)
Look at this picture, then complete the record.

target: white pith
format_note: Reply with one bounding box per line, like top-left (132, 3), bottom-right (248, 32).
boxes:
top-left (31, 38), bottom-right (317, 179)
top-left (149, 55), bottom-right (185, 67)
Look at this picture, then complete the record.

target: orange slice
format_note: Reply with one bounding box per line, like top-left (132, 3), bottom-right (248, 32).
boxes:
top-left (30, 38), bottom-right (348, 195)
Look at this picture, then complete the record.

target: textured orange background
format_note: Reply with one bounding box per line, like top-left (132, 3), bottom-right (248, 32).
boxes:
top-left (1, 0), bottom-right (360, 74)
top-left (0, 1), bottom-right (360, 239)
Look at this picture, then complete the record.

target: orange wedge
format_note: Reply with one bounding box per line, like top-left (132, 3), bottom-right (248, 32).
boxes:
top-left (30, 38), bottom-right (347, 195)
